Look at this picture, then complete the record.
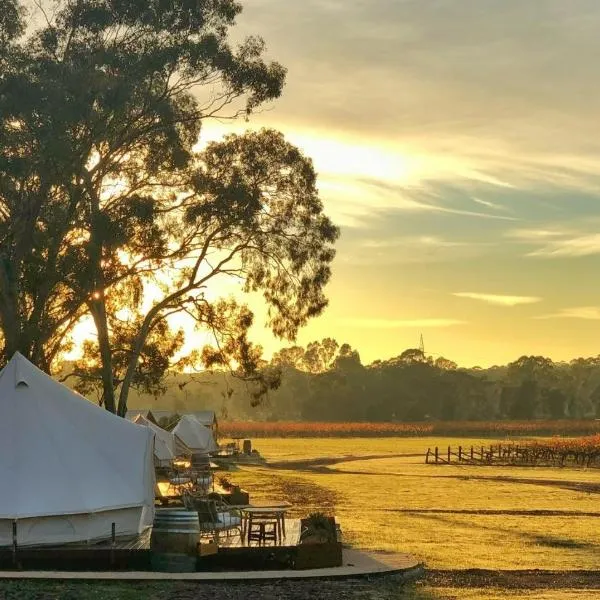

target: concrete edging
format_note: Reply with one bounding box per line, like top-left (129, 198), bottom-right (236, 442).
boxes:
top-left (0, 549), bottom-right (422, 582)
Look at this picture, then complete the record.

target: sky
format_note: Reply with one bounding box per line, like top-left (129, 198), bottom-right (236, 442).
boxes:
top-left (60, 0), bottom-right (600, 370)
top-left (189, 0), bottom-right (600, 368)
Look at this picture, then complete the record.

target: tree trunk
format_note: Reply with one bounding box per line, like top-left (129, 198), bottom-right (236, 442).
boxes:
top-left (86, 186), bottom-right (118, 413)
top-left (0, 257), bottom-right (25, 362)
top-left (89, 297), bottom-right (117, 413)
top-left (117, 285), bottom-right (196, 416)
top-left (117, 312), bottom-right (155, 417)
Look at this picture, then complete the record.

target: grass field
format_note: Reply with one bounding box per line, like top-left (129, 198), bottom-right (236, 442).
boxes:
top-left (3, 435), bottom-right (598, 599)
top-left (229, 436), bottom-right (600, 599)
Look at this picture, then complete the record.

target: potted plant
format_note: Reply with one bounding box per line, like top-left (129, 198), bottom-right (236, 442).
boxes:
top-left (295, 512), bottom-right (342, 569)
top-left (217, 477), bottom-right (250, 505)
top-left (300, 512), bottom-right (337, 544)
top-left (218, 476), bottom-right (233, 491)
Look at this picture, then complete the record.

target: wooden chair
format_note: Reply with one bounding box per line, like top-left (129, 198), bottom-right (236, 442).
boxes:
top-left (247, 520), bottom-right (277, 546)
top-left (182, 493), bottom-right (242, 543)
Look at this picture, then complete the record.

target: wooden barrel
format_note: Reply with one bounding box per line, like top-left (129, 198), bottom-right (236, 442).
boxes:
top-left (243, 439), bottom-right (252, 454)
top-left (150, 509), bottom-right (199, 572)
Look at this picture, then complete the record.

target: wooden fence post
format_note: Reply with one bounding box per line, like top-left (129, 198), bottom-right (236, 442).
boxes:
top-left (426, 448), bottom-right (430, 464)
top-left (110, 522), bottom-right (116, 567)
top-left (458, 446), bottom-right (462, 461)
top-left (470, 446), bottom-right (474, 460)
top-left (435, 447), bottom-right (439, 464)
top-left (447, 446), bottom-right (451, 463)
top-left (12, 520), bottom-right (17, 568)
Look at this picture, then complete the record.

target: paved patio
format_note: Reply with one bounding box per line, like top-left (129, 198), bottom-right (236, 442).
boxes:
top-left (0, 548), bottom-right (422, 581)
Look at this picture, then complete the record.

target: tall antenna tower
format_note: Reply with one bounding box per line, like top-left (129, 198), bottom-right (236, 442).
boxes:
top-left (419, 333), bottom-right (425, 354)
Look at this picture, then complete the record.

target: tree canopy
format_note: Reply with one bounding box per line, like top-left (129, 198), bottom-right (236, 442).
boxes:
top-left (0, 0), bottom-right (339, 415)
top-left (127, 344), bottom-right (600, 423)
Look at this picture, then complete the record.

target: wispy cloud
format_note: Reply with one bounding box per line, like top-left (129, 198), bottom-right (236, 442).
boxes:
top-left (453, 292), bottom-right (542, 306)
top-left (339, 318), bottom-right (465, 328)
top-left (527, 233), bottom-right (600, 258)
top-left (346, 234), bottom-right (494, 265)
top-left (362, 235), bottom-right (472, 250)
top-left (506, 228), bottom-right (570, 241)
top-left (235, 0), bottom-right (600, 190)
top-left (359, 177), bottom-right (520, 222)
top-left (535, 307), bottom-right (600, 320)
top-left (472, 197), bottom-right (510, 212)
top-left (432, 204), bottom-right (519, 222)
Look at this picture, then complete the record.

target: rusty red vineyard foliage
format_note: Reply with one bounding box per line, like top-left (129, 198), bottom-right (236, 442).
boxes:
top-left (531, 434), bottom-right (600, 454)
top-left (219, 419), bottom-right (600, 439)
top-left (517, 434), bottom-right (600, 467)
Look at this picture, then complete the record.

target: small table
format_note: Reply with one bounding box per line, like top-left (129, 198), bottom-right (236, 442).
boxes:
top-left (240, 506), bottom-right (290, 545)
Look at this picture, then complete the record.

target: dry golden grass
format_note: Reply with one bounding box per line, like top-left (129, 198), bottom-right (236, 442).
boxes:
top-left (231, 437), bottom-right (600, 573)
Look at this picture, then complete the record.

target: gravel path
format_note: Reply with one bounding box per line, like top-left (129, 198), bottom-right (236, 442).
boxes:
top-left (165, 578), bottom-right (409, 600)
top-left (0, 578), bottom-right (412, 600)
top-left (425, 569), bottom-right (600, 590)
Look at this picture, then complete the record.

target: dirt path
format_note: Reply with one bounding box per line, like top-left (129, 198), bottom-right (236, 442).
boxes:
top-left (268, 453), bottom-right (420, 472)
top-left (3, 571), bottom-right (596, 599)
top-left (0, 578), bottom-right (418, 600)
top-left (425, 569), bottom-right (600, 590)
top-left (241, 470), bottom-right (341, 515)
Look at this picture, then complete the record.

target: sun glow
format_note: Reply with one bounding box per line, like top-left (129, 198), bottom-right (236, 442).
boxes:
top-left (199, 122), bottom-right (425, 184)
top-left (286, 133), bottom-right (423, 184)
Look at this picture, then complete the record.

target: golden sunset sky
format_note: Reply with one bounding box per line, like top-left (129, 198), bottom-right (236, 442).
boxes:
top-left (75, 1), bottom-right (600, 369)
top-left (196, 0), bottom-right (600, 368)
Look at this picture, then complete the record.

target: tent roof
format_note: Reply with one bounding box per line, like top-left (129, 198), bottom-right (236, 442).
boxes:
top-left (126, 409), bottom-right (157, 424)
top-left (0, 353), bottom-right (154, 519)
top-left (126, 409), bottom-right (176, 425)
top-left (173, 415), bottom-right (217, 453)
top-left (190, 410), bottom-right (217, 426)
top-left (132, 414), bottom-right (175, 462)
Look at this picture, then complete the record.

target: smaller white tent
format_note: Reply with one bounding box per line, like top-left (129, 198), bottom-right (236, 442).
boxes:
top-left (132, 415), bottom-right (175, 467)
top-left (173, 415), bottom-right (217, 455)
top-left (190, 410), bottom-right (217, 429)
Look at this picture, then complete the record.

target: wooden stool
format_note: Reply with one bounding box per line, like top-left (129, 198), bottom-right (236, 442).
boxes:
top-left (261, 521), bottom-right (277, 544)
top-left (247, 521), bottom-right (265, 545)
top-left (247, 520), bottom-right (278, 545)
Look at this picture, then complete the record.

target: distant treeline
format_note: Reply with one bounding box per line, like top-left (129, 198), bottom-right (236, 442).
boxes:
top-left (86, 339), bottom-right (600, 423)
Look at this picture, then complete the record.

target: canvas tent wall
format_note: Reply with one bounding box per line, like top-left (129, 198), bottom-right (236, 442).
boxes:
top-left (0, 353), bottom-right (155, 547)
top-left (173, 415), bottom-right (218, 456)
top-left (132, 414), bottom-right (175, 467)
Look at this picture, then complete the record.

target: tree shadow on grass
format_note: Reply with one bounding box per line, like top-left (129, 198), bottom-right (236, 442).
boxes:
top-left (316, 468), bottom-right (600, 496)
top-left (379, 508), bottom-right (600, 517)
top-left (241, 470), bottom-right (341, 515)
top-left (268, 453), bottom-right (421, 471)
top-left (415, 512), bottom-right (600, 553)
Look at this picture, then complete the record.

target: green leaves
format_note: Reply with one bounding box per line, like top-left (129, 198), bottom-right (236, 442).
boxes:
top-left (0, 1), bottom-right (338, 417)
top-left (188, 129), bottom-right (340, 340)
top-left (0, 0), bottom-right (22, 49)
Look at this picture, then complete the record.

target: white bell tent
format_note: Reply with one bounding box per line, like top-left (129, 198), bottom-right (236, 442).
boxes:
top-left (132, 414), bottom-right (175, 466)
top-left (173, 414), bottom-right (217, 456)
top-left (0, 353), bottom-right (155, 547)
